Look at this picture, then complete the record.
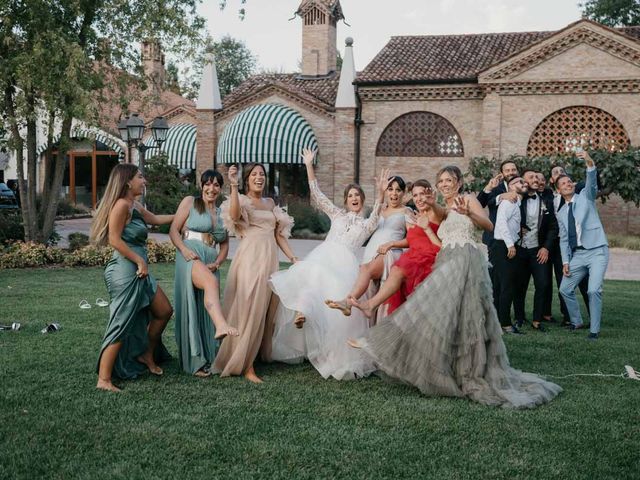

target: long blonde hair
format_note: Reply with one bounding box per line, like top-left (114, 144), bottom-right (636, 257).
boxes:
top-left (90, 163), bottom-right (139, 246)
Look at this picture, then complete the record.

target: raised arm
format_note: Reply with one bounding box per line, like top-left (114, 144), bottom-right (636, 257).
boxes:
top-left (108, 200), bottom-right (148, 278)
top-left (169, 196), bottom-right (200, 262)
top-left (363, 168), bottom-right (391, 235)
top-left (227, 165), bottom-right (241, 221)
top-left (577, 151), bottom-right (597, 202)
top-left (303, 148), bottom-right (341, 219)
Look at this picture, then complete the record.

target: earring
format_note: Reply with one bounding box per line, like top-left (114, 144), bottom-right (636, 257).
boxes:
top-left (127, 184), bottom-right (131, 189)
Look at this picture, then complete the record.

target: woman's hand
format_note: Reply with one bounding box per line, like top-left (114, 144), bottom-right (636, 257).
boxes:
top-left (377, 242), bottom-right (394, 255)
top-left (301, 148), bottom-right (316, 167)
top-left (452, 195), bottom-right (470, 216)
top-left (228, 165), bottom-right (239, 186)
top-left (207, 262), bottom-right (219, 272)
top-left (416, 214), bottom-right (431, 230)
top-left (375, 168), bottom-right (392, 202)
top-left (181, 248), bottom-right (200, 262)
top-left (136, 260), bottom-right (149, 279)
top-left (425, 187), bottom-right (437, 206)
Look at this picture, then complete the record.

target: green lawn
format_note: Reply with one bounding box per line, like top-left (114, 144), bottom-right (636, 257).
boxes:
top-left (1, 264), bottom-right (639, 480)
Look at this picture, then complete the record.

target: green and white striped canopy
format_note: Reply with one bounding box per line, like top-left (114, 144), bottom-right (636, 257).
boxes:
top-left (36, 127), bottom-right (125, 157)
top-left (217, 104), bottom-right (318, 164)
top-left (144, 123), bottom-right (196, 170)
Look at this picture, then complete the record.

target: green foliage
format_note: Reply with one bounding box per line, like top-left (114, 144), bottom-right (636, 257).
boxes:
top-left (182, 35), bottom-right (257, 99)
top-left (580, 0), bottom-right (640, 26)
top-left (219, 0), bottom-right (248, 19)
top-left (286, 197), bottom-right (331, 236)
top-left (465, 148), bottom-right (640, 206)
top-left (0, 239), bottom-right (176, 269)
top-left (67, 232), bottom-right (90, 251)
top-left (144, 154), bottom-right (191, 215)
top-left (608, 234), bottom-right (640, 250)
top-left (0, 211), bottom-right (25, 244)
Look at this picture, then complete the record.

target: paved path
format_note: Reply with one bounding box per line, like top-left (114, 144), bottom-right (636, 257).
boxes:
top-left (56, 217), bottom-right (640, 281)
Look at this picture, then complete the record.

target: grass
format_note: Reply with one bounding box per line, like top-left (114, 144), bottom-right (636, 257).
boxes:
top-left (1, 263), bottom-right (639, 480)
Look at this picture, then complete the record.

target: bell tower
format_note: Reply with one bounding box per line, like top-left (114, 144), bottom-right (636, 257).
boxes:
top-left (297, 0), bottom-right (344, 77)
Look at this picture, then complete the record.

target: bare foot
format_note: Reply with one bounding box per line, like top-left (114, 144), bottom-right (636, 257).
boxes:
top-left (244, 367), bottom-right (263, 384)
top-left (325, 299), bottom-right (352, 316)
top-left (194, 369), bottom-right (211, 378)
top-left (137, 353), bottom-right (163, 376)
top-left (347, 338), bottom-right (362, 349)
top-left (215, 323), bottom-right (239, 340)
top-left (348, 298), bottom-right (374, 319)
top-left (294, 312), bottom-right (306, 329)
top-left (96, 378), bottom-right (122, 392)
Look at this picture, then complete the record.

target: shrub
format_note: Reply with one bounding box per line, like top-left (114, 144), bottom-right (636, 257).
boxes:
top-left (146, 239), bottom-right (176, 263)
top-left (608, 234), bottom-right (640, 251)
top-left (285, 197), bottom-right (330, 236)
top-left (0, 241), bottom-right (64, 268)
top-left (144, 154), bottom-right (192, 215)
top-left (0, 211), bottom-right (25, 244)
top-left (64, 244), bottom-right (113, 267)
top-left (68, 232), bottom-right (90, 251)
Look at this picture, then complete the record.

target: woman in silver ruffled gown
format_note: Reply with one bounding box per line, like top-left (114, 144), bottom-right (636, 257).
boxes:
top-left (351, 166), bottom-right (562, 409)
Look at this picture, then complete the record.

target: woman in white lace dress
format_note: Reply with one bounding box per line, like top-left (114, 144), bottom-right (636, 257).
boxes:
top-left (267, 149), bottom-right (390, 380)
top-left (351, 166), bottom-right (562, 408)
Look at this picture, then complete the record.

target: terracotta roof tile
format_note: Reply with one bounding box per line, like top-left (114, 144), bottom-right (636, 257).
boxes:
top-left (222, 73), bottom-right (340, 110)
top-left (356, 25), bottom-right (640, 85)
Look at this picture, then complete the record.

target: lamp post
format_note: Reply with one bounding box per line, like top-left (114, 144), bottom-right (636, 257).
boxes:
top-left (117, 113), bottom-right (169, 175)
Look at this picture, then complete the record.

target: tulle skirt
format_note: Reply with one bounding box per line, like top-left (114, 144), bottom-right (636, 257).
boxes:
top-left (269, 241), bottom-right (375, 380)
top-left (359, 243), bottom-right (562, 408)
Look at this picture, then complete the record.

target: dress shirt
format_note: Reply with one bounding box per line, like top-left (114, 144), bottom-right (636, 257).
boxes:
top-left (553, 192), bottom-right (561, 215)
top-left (521, 195), bottom-right (540, 249)
top-left (494, 198), bottom-right (521, 248)
top-left (562, 165), bottom-right (596, 248)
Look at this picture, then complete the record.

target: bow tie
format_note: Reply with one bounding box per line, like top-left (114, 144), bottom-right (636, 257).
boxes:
top-left (528, 194), bottom-right (537, 200)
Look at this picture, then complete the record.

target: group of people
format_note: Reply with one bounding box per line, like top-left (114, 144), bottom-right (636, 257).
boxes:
top-left (89, 147), bottom-right (613, 408)
top-left (480, 151), bottom-right (609, 341)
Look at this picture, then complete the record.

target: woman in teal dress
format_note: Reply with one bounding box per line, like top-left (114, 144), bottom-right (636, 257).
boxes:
top-left (170, 170), bottom-right (239, 377)
top-left (90, 164), bottom-right (174, 392)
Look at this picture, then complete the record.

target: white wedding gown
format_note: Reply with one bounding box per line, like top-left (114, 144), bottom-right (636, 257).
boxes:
top-left (268, 180), bottom-right (379, 380)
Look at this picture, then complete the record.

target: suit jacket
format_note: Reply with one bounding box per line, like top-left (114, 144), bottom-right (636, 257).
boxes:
top-left (477, 182), bottom-right (507, 246)
top-left (557, 167), bottom-right (608, 264)
top-left (519, 194), bottom-right (559, 251)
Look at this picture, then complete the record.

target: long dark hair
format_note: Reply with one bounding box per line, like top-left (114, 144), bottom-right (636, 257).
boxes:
top-left (194, 169), bottom-right (224, 214)
top-left (388, 175), bottom-right (406, 192)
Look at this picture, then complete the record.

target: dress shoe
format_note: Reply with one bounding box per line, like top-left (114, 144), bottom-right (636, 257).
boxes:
top-left (542, 316), bottom-right (558, 323)
top-left (587, 332), bottom-right (599, 341)
top-left (560, 318), bottom-right (572, 327)
top-left (516, 318), bottom-right (526, 329)
top-left (567, 323), bottom-right (586, 332)
top-left (503, 325), bottom-right (525, 335)
top-left (531, 322), bottom-right (547, 332)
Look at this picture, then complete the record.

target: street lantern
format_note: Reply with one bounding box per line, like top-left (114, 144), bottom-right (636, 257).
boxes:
top-left (117, 117), bottom-right (129, 143)
top-left (151, 116), bottom-right (169, 146)
top-left (126, 113), bottom-right (145, 142)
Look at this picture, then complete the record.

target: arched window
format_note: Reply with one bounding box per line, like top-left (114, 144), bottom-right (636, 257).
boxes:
top-left (527, 106), bottom-right (630, 156)
top-left (376, 111), bottom-right (464, 157)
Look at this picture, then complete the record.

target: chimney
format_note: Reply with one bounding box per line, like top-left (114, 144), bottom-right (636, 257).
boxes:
top-left (141, 39), bottom-right (166, 90)
top-left (298, 0), bottom-right (345, 77)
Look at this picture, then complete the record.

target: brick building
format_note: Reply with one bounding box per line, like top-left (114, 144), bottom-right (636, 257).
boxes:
top-left (198, 0), bottom-right (640, 234)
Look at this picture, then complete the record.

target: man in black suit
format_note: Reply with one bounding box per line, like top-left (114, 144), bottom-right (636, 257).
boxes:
top-left (548, 165), bottom-right (590, 326)
top-left (477, 160), bottom-right (520, 311)
top-left (513, 170), bottom-right (558, 332)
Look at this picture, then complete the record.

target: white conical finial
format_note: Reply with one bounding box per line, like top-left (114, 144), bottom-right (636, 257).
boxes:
top-left (335, 37), bottom-right (356, 108)
top-left (197, 53), bottom-right (222, 110)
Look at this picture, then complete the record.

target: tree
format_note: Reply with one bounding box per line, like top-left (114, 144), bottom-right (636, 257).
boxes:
top-left (580, 0), bottom-right (640, 26)
top-left (1, 0), bottom-right (206, 243)
top-left (219, 0), bottom-right (248, 19)
top-left (182, 35), bottom-right (257, 100)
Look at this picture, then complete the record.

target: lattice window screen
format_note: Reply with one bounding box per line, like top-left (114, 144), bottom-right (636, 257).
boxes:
top-left (527, 106), bottom-right (630, 156)
top-left (376, 112), bottom-right (464, 157)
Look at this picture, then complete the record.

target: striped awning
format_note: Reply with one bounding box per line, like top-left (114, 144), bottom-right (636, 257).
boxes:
top-left (217, 104), bottom-right (318, 164)
top-left (143, 123), bottom-right (196, 170)
top-left (36, 127), bottom-right (125, 157)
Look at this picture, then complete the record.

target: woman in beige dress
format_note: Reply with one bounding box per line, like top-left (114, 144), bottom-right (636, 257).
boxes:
top-left (212, 163), bottom-right (296, 383)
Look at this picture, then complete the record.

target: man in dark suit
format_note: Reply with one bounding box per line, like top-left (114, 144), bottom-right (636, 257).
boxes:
top-left (477, 160), bottom-right (520, 311)
top-left (513, 170), bottom-right (558, 332)
top-left (548, 165), bottom-right (590, 326)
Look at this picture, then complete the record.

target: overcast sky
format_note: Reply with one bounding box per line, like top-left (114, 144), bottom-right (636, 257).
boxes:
top-left (197, 0), bottom-right (584, 72)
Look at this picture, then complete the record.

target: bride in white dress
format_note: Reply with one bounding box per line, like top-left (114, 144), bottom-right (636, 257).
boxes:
top-left (267, 149), bottom-right (390, 380)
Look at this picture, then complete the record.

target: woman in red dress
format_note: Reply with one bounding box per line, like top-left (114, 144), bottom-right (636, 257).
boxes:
top-left (350, 180), bottom-right (443, 318)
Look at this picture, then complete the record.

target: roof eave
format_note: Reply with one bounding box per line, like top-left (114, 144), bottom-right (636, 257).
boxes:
top-left (354, 77), bottom-right (478, 87)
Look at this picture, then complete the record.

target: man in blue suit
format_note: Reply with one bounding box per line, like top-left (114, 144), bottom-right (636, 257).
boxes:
top-left (557, 151), bottom-right (609, 340)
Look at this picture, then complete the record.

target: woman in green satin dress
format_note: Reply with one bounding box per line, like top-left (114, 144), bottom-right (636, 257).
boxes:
top-left (170, 170), bottom-right (239, 377)
top-left (90, 164), bottom-right (174, 392)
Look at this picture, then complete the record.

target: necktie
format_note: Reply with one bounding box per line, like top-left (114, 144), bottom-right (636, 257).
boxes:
top-left (567, 202), bottom-right (578, 251)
